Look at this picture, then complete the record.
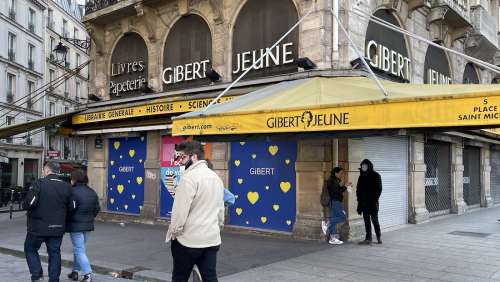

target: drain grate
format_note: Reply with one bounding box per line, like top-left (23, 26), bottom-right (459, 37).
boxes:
top-left (449, 231), bottom-right (491, 238)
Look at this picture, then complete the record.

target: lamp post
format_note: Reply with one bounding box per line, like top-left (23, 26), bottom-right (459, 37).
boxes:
top-left (52, 42), bottom-right (68, 64)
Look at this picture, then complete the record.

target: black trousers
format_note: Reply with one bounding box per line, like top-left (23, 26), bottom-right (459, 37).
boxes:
top-left (24, 233), bottom-right (63, 282)
top-left (171, 239), bottom-right (220, 282)
top-left (362, 209), bottom-right (381, 241)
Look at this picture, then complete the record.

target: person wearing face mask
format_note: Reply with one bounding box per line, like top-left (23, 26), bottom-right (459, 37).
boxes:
top-left (166, 141), bottom-right (225, 282)
top-left (356, 159), bottom-right (383, 245)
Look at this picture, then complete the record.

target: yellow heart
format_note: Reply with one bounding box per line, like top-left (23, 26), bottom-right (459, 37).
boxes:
top-left (112, 174), bottom-right (116, 179)
top-left (124, 204), bottom-right (128, 210)
top-left (280, 182), bottom-right (291, 193)
top-left (129, 149), bottom-right (135, 158)
top-left (286, 220), bottom-right (292, 226)
top-left (251, 154), bottom-right (256, 159)
top-left (117, 185), bottom-right (124, 194)
top-left (261, 217), bottom-right (267, 223)
top-left (236, 208), bottom-right (243, 215)
top-left (247, 192), bottom-right (259, 205)
top-left (240, 142), bottom-right (246, 146)
top-left (110, 161), bottom-right (115, 166)
top-left (273, 204), bottom-right (280, 211)
top-left (234, 160), bottom-right (241, 167)
top-left (136, 177), bottom-right (143, 185)
top-left (237, 178), bottom-right (243, 184)
top-left (285, 159), bottom-right (291, 165)
top-left (110, 198), bottom-right (115, 204)
top-left (268, 145), bottom-right (279, 156)
top-left (132, 194), bottom-right (136, 199)
top-left (113, 141), bottom-right (120, 150)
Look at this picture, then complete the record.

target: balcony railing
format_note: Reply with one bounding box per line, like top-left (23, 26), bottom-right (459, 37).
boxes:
top-left (85, 0), bottom-right (118, 14)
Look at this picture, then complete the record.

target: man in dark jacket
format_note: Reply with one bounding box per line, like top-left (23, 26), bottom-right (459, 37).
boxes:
top-left (23, 161), bottom-right (72, 282)
top-left (356, 159), bottom-right (383, 245)
top-left (66, 169), bottom-right (100, 282)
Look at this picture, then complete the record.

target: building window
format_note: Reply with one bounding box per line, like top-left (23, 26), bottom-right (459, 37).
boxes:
top-left (49, 69), bottom-right (55, 88)
top-left (49, 37), bottom-right (55, 60)
top-left (62, 19), bottom-right (68, 38)
top-left (6, 116), bottom-right (14, 143)
top-left (49, 135), bottom-right (55, 150)
top-left (76, 81), bottom-right (81, 102)
top-left (25, 118), bottom-right (32, 145)
top-left (47, 9), bottom-right (54, 29)
top-left (64, 80), bottom-right (69, 97)
top-left (28, 8), bottom-right (35, 32)
top-left (8, 32), bottom-right (16, 61)
top-left (6, 73), bottom-right (16, 103)
top-left (49, 102), bottom-right (55, 116)
top-left (28, 44), bottom-right (35, 70)
top-left (74, 28), bottom-right (79, 40)
top-left (76, 53), bottom-right (80, 67)
top-left (64, 106), bottom-right (69, 113)
top-left (27, 80), bottom-right (35, 109)
top-left (8, 0), bottom-right (16, 20)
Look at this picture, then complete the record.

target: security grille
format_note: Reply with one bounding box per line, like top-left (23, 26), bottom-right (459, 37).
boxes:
top-left (424, 140), bottom-right (452, 214)
top-left (463, 146), bottom-right (481, 206)
top-left (491, 150), bottom-right (500, 203)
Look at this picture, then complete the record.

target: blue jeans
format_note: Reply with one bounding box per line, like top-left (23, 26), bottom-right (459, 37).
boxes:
top-left (70, 232), bottom-right (92, 275)
top-left (24, 233), bottom-right (63, 282)
top-left (328, 200), bottom-right (346, 236)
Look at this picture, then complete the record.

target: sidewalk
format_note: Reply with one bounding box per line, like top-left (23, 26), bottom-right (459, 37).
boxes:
top-left (0, 212), bottom-right (325, 281)
top-left (2, 207), bottom-right (500, 281)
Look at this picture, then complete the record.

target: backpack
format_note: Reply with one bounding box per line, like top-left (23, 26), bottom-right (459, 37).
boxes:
top-left (320, 181), bottom-right (330, 207)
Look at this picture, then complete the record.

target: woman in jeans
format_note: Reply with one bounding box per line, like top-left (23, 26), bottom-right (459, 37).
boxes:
top-left (67, 169), bottom-right (100, 282)
top-left (327, 167), bottom-right (351, 245)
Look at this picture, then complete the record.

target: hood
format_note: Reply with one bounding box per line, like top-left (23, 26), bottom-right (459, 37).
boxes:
top-left (360, 159), bottom-right (374, 172)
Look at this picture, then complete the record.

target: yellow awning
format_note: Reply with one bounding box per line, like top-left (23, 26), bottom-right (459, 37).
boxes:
top-left (172, 76), bottom-right (500, 136)
top-left (0, 111), bottom-right (79, 139)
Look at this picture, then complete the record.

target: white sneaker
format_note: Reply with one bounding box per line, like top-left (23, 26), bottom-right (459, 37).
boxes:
top-left (328, 237), bottom-right (344, 245)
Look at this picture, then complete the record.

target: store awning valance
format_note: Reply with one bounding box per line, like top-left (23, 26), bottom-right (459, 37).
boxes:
top-left (172, 76), bottom-right (500, 136)
top-left (0, 111), bottom-right (79, 139)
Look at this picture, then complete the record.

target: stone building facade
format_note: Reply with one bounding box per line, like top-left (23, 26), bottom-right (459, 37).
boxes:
top-left (79, 0), bottom-right (500, 239)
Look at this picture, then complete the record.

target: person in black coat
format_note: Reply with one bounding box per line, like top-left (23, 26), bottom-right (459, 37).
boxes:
top-left (23, 161), bottom-right (72, 282)
top-left (356, 159), bottom-right (383, 245)
top-left (66, 169), bottom-right (100, 282)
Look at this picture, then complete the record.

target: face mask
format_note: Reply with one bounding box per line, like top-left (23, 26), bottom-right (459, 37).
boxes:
top-left (184, 155), bottom-right (194, 169)
top-left (361, 164), bottom-right (368, 172)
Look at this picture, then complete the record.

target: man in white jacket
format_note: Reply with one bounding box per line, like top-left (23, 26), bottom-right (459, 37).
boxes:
top-left (166, 141), bottom-right (225, 282)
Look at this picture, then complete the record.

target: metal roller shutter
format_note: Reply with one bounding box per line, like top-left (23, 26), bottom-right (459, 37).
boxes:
top-left (463, 146), bottom-right (481, 206)
top-left (491, 150), bottom-right (500, 203)
top-left (363, 136), bottom-right (408, 229)
top-left (424, 140), bottom-right (452, 216)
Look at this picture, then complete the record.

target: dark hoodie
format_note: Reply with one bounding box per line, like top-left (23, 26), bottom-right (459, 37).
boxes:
top-left (356, 159), bottom-right (382, 211)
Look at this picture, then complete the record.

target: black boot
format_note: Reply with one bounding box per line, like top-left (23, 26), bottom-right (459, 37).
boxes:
top-left (377, 237), bottom-right (382, 244)
top-left (68, 271), bottom-right (78, 281)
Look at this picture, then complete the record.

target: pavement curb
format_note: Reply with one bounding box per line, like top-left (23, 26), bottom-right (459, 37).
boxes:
top-left (0, 244), bottom-right (171, 282)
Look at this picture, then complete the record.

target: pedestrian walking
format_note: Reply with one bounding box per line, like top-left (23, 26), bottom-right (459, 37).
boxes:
top-left (326, 167), bottom-right (350, 245)
top-left (66, 169), bottom-right (101, 282)
top-left (166, 141), bottom-right (225, 282)
top-left (23, 161), bottom-right (72, 282)
top-left (356, 159), bottom-right (383, 245)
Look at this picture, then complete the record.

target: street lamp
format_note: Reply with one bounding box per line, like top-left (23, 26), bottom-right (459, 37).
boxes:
top-left (53, 42), bottom-right (68, 64)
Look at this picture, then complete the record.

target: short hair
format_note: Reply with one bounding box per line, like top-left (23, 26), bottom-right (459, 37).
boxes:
top-left (332, 167), bottom-right (344, 175)
top-left (175, 141), bottom-right (205, 160)
top-left (44, 161), bottom-right (60, 174)
top-left (71, 169), bottom-right (88, 184)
